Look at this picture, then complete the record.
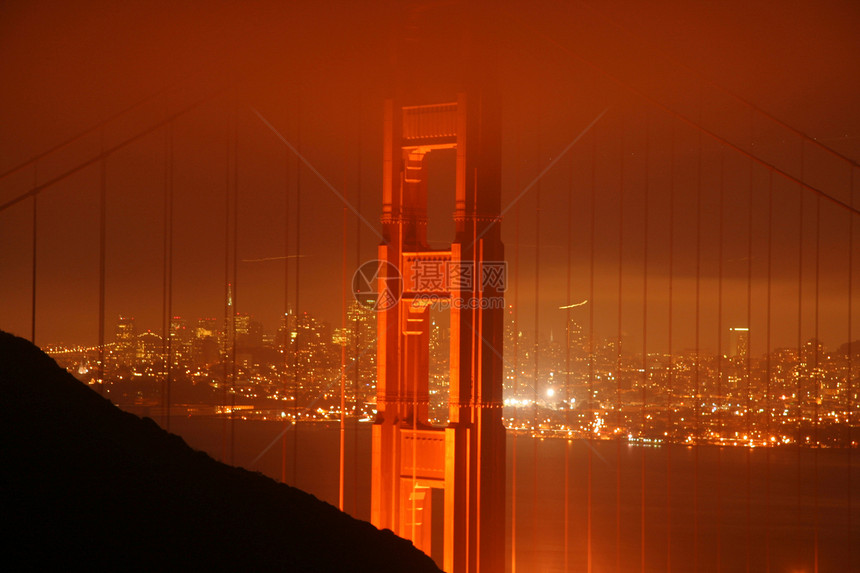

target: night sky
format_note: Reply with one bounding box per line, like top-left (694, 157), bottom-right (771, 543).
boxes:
top-left (1, 0), bottom-right (859, 355)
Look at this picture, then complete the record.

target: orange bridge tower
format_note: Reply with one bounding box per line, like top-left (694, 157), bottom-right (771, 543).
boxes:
top-left (370, 88), bottom-right (505, 573)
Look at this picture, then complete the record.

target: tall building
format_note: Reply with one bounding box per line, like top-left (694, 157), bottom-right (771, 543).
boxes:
top-left (566, 318), bottom-right (586, 358)
top-left (234, 313), bottom-right (251, 344)
top-left (225, 283), bottom-right (235, 350)
top-left (169, 316), bottom-right (191, 367)
top-left (195, 317), bottom-right (218, 339)
top-left (277, 309), bottom-right (299, 350)
top-left (234, 313), bottom-right (263, 348)
top-left (114, 316), bottom-right (136, 366)
top-left (335, 299), bottom-right (378, 405)
top-left (729, 327), bottom-right (750, 362)
top-left (561, 318), bottom-right (588, 398)
top-left (193, 317), bottom-right (219, 367)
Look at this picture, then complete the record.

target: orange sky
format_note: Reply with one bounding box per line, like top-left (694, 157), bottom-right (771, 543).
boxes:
top-left (1, 0), bottom-right (859, 353)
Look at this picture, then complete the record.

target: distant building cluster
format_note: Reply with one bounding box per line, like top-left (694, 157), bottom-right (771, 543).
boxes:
top-left (48, 301), bottom-right (858, 447)
top-left (50, 300), bottom-right (378, 423)
top-left (502, 305), bottom-right (859, 448)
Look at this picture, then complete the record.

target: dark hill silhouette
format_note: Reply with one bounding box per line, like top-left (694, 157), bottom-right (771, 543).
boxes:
top-left (0, 331), bottom-right (441, 572)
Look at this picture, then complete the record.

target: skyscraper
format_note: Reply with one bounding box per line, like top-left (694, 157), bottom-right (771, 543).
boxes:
top-left (193, 317), bottom-right (219, 367)
top-left (729, 327), bottom-right (749, 362)
top-left (169, 316), bottom-right (190, 367)
top-left (115, 316), bottom-right (136, 366)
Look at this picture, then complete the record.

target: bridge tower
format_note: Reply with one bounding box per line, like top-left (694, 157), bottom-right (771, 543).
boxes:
top-left (371, 85), bottom-right (505, 571)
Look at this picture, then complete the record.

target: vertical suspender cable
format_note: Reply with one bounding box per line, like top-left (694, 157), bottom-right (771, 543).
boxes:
top-left (694, 100), bottom-right (703, 573)
top-left (587, 125), bottom-right (596, 573)
top-left (230, 106), bottom-right (238, 466)
top-left (337, 105), bottom-right (349, 511)
top-left (353, 101), bottom-right (362, 515)
top-left (469, 129), bottom-right (480, 573)
top-left (666, 123), bottom-right (675, 573)
top-left (98, 129), bottom-right (107, 396)
top-left (766, 170), bottom-right (773, 573)
top-left (716, 148), bottom-right (724, 573)
top-left (563, 122), bottom-right (573, 573)
top-left (641, 111), bottom-right (650, 573)
top-left (31, 164), bottom-right (37, 344)
top-left (220, 97), bottom-right (239, 465)
top-left (796, 146), bottom-right (804, 551)
top-left (616, 112), bottom-right (624, 573)
top-left (282, 141), bottom-right (291, 484)
top-left (162, 121), bottom-right (174, 431)
top-left (532, 113), bottom-right (541, 568)
top-left (337, 108), bottom-right (349, 511)
top-left (848, 166), bottom-right (855, 569)
top-left (162, 125), bottom-right (168, 427)
top-left (511, 115), bottom-right (520, 573)
top-left (813, 190), bottom-right (821, 573)
top-left (742, 136), bottom-right (755, 573)
top-left (350, 97), bottom-right (362, 516)
top-left (167, 121), bottom-right (174, 431)
top-left (745, 133), bottom-right (754, 573)
top-left (339, 199), bottom-right (347, 509)
top-left (222, 109), bottom-right (231, 464)
top-left (711, 148), bottom-right (724, 572)
top-left (745, 111), bottom-right (755, 572)
top-left (293, 92), bottom-right (302, 486)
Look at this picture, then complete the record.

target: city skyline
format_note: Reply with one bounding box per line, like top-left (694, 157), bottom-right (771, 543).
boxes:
top-left (44, 297), bottom-right (859, 360)
top-left (46, 301), bottom-right (858, 450)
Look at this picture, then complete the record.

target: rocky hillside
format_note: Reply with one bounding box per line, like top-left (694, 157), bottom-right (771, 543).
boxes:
top-left (0, 331), bottom-right (440, 572)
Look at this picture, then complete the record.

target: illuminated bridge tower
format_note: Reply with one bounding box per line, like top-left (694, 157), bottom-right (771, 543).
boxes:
top-left (371, 89), bottom-right (505, 573)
